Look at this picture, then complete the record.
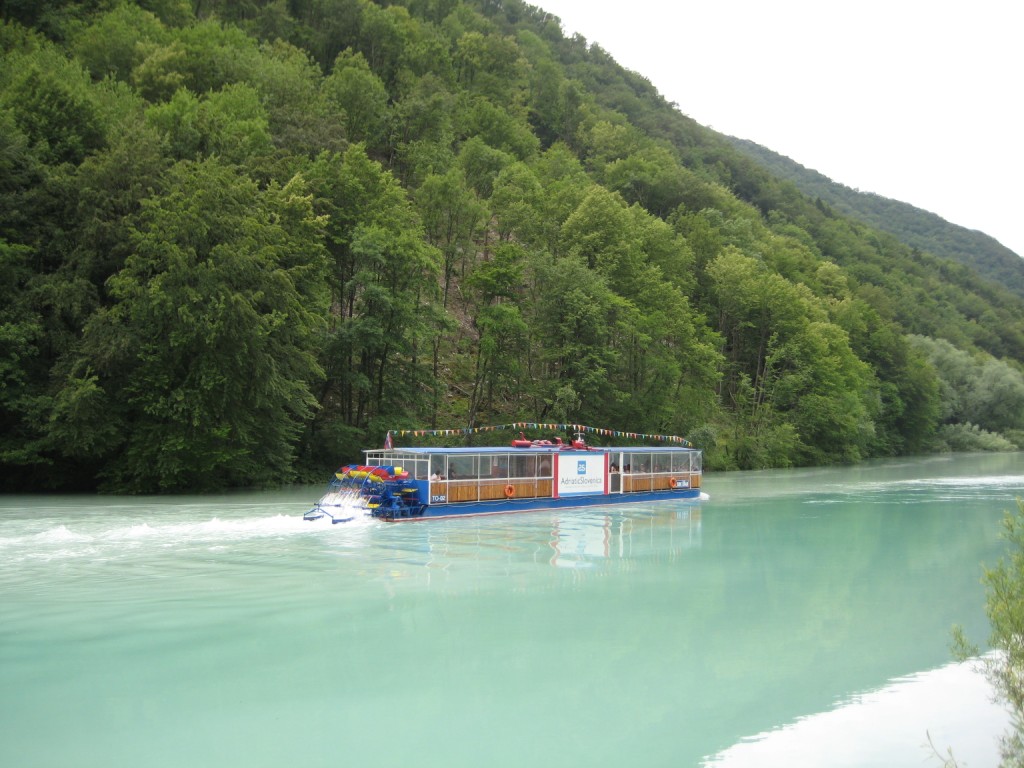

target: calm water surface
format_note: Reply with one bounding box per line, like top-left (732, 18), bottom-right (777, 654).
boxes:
top-left (2, 453), bottom-right (1021, 767)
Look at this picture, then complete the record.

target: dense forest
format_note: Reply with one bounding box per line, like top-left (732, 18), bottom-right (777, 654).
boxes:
top-left (2, 0), bottom-right (1023, 493)
top-left (728, 136), bottom-right (1024, 299)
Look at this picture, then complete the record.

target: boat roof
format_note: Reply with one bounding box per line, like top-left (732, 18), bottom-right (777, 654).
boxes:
top-left (368, 445), bottom-right (697, 455)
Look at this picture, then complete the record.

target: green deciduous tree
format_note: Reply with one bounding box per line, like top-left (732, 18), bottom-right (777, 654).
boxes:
top-left (415, 167), bottom-right (487, 307)
top-left (463, 242), bottom-right (528, 426)
top-left (457, 95), bottom-right (539, 161)
top-left (132, 17), bottom-right (263, 101)
top-left (70, 3), bottom-right (168, 82)
top-left (198, 83), bottom-right (274, 166)
top-left (965, 359), bottom-right (1024, 432)
top-left (0, 239), bottom-right (49, 487)
top-left (529, 257), bottom-right (621, 422)
top-left (453, 30), bottom-right (524, 101)
top-left (321, 48), bottom-right (389, 148)
top-left (56, 159), bottom-right (329, 491)
top-left (708, 248), bottom-right (877, 466)
top-left (1, 50), bottom-right (105, 165)
top-left (145, 83), bottom-right (273, 166)
top-left (304, 144), bottom-right (442, 460)
top-left (68, 119), bottom-right (169, 294)
top-left (250, 40), bottom-right (344, 156)
top-left (909, 335), bottom-right (1024, 437)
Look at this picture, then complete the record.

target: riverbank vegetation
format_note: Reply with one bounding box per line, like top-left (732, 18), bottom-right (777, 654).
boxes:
top-left (954, 498), bottom-right (1024, 768)
top-left (2, 0), bottom-right (1023, 492)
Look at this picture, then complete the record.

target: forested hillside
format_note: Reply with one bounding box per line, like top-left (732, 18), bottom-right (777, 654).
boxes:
top-left (728, 136), bottom-right (1024, 299)
top-left (2, 0), bottom-right (1023, 492)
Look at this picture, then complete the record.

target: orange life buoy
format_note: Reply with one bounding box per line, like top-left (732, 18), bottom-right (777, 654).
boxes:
top-left (669, 477), bottom-right (677, 489)
top-left (504, 484), bottom-right (515, 498)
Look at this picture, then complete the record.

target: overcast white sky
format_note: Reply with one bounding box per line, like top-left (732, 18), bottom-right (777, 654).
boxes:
top-left (535, 0), bottom-right (1024, 258)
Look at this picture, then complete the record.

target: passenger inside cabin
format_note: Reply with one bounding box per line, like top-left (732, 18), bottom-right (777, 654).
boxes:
top-left (609, 463), bottom-right (619, 473)
top-left (430, 459), bottom-right (446, 480)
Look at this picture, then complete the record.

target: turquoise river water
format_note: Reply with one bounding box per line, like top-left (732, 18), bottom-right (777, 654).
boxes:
top-left (1, 452), bottom-right (1022, 767)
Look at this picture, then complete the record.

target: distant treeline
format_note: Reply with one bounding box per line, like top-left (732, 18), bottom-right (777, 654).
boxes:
top-left (1, 0), bottom-right (1022, 492)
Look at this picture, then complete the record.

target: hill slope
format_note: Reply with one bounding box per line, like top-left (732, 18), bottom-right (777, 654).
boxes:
top-left (727, 136), bottom-right (1024, 298)
top-left (1, 0), bottom-right (1023, 492)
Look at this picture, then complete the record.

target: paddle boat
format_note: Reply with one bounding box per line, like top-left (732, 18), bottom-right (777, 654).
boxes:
top-left (304, 432), bottom-right (704, 523)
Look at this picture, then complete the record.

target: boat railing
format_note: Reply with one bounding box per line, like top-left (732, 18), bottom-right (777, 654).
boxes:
top-left (430, 477), bottom-right (554, 503)
top-left (621, 470), bottom-right (701, 493)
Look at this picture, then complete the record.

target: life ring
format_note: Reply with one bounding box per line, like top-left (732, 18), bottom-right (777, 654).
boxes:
top-left (669, 477), bottom-right (677, 489)
top-left (504, 484), bottom-right (515, 498)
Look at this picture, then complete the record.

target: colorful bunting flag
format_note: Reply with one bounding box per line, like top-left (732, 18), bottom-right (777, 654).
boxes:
top-left (387, 422), bottom-right (692, 447)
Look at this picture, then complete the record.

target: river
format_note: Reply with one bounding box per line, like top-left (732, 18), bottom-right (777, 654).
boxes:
top-left (1, 452), bottom-right (1020, 767)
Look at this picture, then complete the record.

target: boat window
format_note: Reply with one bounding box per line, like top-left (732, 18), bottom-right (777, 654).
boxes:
top-left (652, 453), bottom-right (671, 473)
top-left (510, 454), bottom-right (537, 479)
top-left (608, 453), bottom-right (622, 472)
top-left (430, 455), bottom-right (447, 479)
top-left (413, 458), bottom-right (428, 480)
top-left (538, 455), bottom-right (553, 477)
top-left (670, 452), bottom-right (684, 473)
top-left (448, 454), bottom-right (478, 480)
top-left (485, 454), bottom-right (509, 478)
top-left (625, 453), bottom-right (650, 473)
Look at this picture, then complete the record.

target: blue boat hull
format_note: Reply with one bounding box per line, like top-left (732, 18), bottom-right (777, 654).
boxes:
top-left (306, 487), bottom-right (703, 523)
top-left (405, 487), bottom-right (703, 521)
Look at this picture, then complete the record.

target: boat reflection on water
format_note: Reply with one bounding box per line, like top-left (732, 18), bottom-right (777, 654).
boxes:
top-left (351, 502), bottom-right (703, 585)
top-left (549, 504), bottom-right (701, 568)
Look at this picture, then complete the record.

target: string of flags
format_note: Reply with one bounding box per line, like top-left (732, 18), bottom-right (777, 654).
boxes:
top-left (384, 423), bottom-right (692, 447)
